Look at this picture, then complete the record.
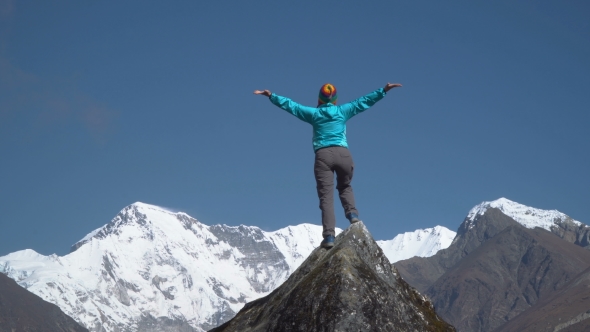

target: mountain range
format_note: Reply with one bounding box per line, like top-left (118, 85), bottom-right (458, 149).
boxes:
top-left (2, 197), bottom-right (588, 331)
top-left (0, 202), bottom-right (452, 331)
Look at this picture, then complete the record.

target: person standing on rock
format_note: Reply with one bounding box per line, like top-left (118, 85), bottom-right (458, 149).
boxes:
top-left (253, 83), bottom-right (402, 248)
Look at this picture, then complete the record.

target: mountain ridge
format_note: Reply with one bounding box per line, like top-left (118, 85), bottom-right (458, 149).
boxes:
top-left (464, 198), bottom-right (590, 249)
top-left (1, 202), bottom-right (452, 332)
top-left (377, 226), bottom-right (456, 263)
top-left (4, 202), bottom-right (327, 331)
top-left (4, 197), bottom-right (584, 331)
top-left (395, 199), bottom-right (590, 332)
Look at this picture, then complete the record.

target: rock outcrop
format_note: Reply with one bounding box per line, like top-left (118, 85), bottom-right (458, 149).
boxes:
top-left (550, 220), bottom-right (590, 250)
top-left (209, 222), bottom-right (454, 332)
top-left (0, 272), bottom-right (88, 332)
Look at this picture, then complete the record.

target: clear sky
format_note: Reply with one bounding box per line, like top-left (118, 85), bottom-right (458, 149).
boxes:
top-left (1, 1), bottom-right (589, 256)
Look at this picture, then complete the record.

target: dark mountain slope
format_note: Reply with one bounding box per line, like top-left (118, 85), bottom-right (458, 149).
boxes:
top-left (397, 207), bottom-right (590, 295)
top-left (396, 208), bottom-right (518, 293)
top-left (0, 272), bottom-right (88, 332)
top-left (209, 222), bottom-right (454, 332)
top-left (493, 265), bottom-right (590, 332)
top-left (427, 225), bottom-right (590, 332)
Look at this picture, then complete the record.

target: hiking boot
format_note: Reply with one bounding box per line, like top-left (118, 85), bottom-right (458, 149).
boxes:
top-left (346, 213), bottom-right (361, 224)
top-left (321, 235), bottom-right (335, 248)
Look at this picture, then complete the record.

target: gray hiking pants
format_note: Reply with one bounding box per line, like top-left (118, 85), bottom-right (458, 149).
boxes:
top-left (314, 146), bottom-right (358, 238)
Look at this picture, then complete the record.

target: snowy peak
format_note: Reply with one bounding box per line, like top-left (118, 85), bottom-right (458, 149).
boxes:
top-left (377, 226), bottom-right (456, 263)
top-left (71, 202), bottom-right (196, 252)
top-left (2, 202), bottom-right (339, 331)
top-left (466, 197), bottom-right (582, 231)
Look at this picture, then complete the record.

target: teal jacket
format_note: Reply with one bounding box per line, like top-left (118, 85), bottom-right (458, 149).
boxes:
top-left (269, 88), bottom-right (387, 151)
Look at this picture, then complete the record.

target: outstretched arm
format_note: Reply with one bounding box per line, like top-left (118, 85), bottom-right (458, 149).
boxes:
top-left (340, 82), bottom-right (402, 119)
top-left (254, 89), bottom-right (315, 123)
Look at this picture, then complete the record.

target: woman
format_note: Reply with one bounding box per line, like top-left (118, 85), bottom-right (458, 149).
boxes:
top-left (254, 82), bottom-right (402, 248)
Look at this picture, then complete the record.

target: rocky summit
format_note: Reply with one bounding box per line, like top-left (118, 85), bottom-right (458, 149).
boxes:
top-left (209, 222), bottom-right (454, 332)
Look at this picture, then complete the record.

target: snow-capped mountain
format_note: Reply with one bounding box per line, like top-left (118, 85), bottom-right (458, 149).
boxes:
top-left (0, 202), bottom-right (454, 331)
top-left (466, 197), bottom-right (582, 231)
top-left (396, 198), bottom-right (590, 332)
top-left (376, 226), bottom-right (456, 263)
top-left (0, 203), bottom-right (342, 332)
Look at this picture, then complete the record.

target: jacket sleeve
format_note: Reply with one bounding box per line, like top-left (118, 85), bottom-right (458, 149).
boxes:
top-left (340, 88), bottom-right (387, 120)
top-left (269, 94), bottom-right (315, 124)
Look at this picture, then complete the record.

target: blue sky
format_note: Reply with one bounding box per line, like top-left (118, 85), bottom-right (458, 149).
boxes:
top-left (1, 1), bottom-right (589, 256)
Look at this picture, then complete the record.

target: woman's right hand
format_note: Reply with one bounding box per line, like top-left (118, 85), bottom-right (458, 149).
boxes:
top-left (253, 90), bottom-right (272, 97)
